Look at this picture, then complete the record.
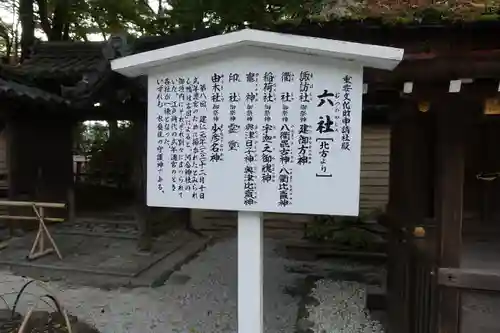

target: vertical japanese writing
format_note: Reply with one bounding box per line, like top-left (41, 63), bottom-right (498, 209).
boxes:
top-left (176, 77), bottom-right (186, 197)
top-left (211, 73), bottom-right (224, 162)
top-left (189, 77), bottom-right (207, 200)
top-left (184, 78), bottom-right (193, 197)
top-left (244, 71), bottom-right (259, 206)
top-left (315, 87), bottom-right (338, 177)
top-left (278, 71), bottom-right (294, 207)
top-left (156, 114), bottom-right (165, 193)
top-left (297, 71), bottom-right (313, 165)
top-left (163, 102), bottom-right (170, 150)
top-left (333, 89), bottom-right (341, 135)
top-left (156, 78), bottom-right (166, 193)
top-left (228, 72), bottom-right (241, 152)
top-left (160, 76), bottom-right (207, 200)
top-left (316, 138), bottom-right (333, 177)
top-left (198, 82), bottom-right (208, 199)
top-left (316, 89), bottom-right (340, 134)
top-left (168, 79), bottom-right (180, 194)
top-left (261, 72), bottom-right (276, 183)
top-left (341, 75), bottom-right (353, 151)
top-left (162, 79), bottom-right (172, 193)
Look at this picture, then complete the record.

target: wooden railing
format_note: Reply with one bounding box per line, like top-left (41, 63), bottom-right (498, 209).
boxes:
top-left (437, 267), bottom-right (500, 332)
top-left (408, 236), bottom-right (500, 333)
top-left (384, 215), bottom-right (439, 333)
top-left (409, 245), bottom-right (438, 333)
top-left (438, 267), bottom-right (500, 293)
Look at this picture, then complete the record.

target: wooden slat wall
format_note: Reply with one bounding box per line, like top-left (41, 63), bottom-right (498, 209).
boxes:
top-left (192, 125), bottom-right (391, 237)
top-left (360, 125), bottom-right (390, 212)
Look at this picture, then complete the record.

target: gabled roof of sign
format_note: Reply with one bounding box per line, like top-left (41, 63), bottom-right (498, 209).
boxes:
top-left (111, 28), bottom-right (404, 77)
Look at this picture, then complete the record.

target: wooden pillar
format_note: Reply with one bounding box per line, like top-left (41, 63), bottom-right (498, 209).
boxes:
top-left (7, 119), bottom-right (38, 202)
top-left (6, 115), bottom-right (73, 225)
top-left (434, 98), bottom-right (471, 333)
top-left (386, 99), bottom-right (429, 333)
top-left (133, 116), bottom-right (152, 251)
top-left (5, 119), bottom-right (36, 233)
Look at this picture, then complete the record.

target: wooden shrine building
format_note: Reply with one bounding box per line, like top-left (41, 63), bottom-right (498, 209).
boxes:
top-left (1, 16), bottom-right (500, 333)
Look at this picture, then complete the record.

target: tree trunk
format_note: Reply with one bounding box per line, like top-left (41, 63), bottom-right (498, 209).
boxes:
top-left (19, 0), bottom-right (34, 62)
top-left (35, 0), bottom-right (52, 37)
top-left (13, 19), bottom-right (20, 63)
top-left (49, 0), bottom-right (71, 41)
top-left (108, 120), bottom-right (119, 138)
top-left (63, 22), bottom-right (70, 40)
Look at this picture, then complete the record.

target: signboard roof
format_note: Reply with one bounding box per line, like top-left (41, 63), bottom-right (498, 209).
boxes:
top-left (111, 28), bottom-right (404, 78)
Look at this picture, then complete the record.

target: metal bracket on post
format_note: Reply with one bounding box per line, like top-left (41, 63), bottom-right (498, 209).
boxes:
top-left (238, 211), bottom-right (264, 333)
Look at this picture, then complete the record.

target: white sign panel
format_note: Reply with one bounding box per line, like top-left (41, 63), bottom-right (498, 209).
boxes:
top-left (147, 51), bottom-right (363, 216)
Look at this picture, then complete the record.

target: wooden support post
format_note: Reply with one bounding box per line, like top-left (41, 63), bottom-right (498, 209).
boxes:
top-left (386, 101), bottom-right (408, 333)
top-left (435, 97), bottom-right (469, 333)
top-left (67, 186), bottom-right (75, 223)
top-left (386, 99), bottom-right (430, 333)
top-left (133, 116), bottom-right (152, 251)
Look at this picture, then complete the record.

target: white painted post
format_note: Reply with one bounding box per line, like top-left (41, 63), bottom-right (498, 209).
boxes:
top-left (238, 211), bottom-right (264, 333)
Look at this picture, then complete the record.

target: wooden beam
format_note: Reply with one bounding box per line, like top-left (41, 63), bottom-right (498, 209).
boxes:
top-left (0, 200), bottom-right (65, 208)
top-left (0, 215), bottom-right (64, 222)
top-left (365, 56), bottom-right (500, 83)
top-left (396, 79), bottom-right (500, 102)
top-left (439, 267), bottom-right (500, 293)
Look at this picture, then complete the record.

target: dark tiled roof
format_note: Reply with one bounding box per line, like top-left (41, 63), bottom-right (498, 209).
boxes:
top-left (0, 77), bottom-right (68, 105)
top-left (3, 20), bottom-right (500, 82)
top-left (1, 19), bottom-right (500, 106)
top-left (0, 40), bottom-right (115, 106)
top-left (0, 41), bottom-right (107, 84)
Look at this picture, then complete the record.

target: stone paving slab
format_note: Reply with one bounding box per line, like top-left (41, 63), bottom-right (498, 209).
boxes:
top-left (0, 229), bottom-right (211, 288)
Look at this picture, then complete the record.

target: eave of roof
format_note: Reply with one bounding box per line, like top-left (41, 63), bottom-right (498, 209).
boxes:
top-left (111, 28), bottom-right (404, 77)
top-left (0, 78), bottom-right (68, 105)
top-left (0, 40), bottom-right (108, 85)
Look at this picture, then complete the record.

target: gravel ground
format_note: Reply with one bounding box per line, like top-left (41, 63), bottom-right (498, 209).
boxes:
top-left (0, 237), bottom-right (303, 333)
top-left (461, 291), bottom-right (500, 332)
top-left (307, 280), bottom-right (384, 333)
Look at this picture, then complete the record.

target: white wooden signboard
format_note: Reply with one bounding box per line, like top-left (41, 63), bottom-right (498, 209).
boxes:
top-left (147, 52), bottom-right (362, 216)
top-left (111, 29), bottom-right (403, 333)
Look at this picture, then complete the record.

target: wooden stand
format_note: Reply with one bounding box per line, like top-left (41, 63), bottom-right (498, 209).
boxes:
top-left (27, 204), bottom-right (63, 260)
top-left (0, 200), bottom-right (66, 260)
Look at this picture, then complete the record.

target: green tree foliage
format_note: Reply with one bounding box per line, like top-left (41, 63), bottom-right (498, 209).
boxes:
top-left (0, 0), bottom-right (164, 60)
top-left (165, 0), bottom-right (324, 32)
top-left (0, 0), bottom-right (328, 60)
top-left (74, 121), bottom-right (134, 188)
